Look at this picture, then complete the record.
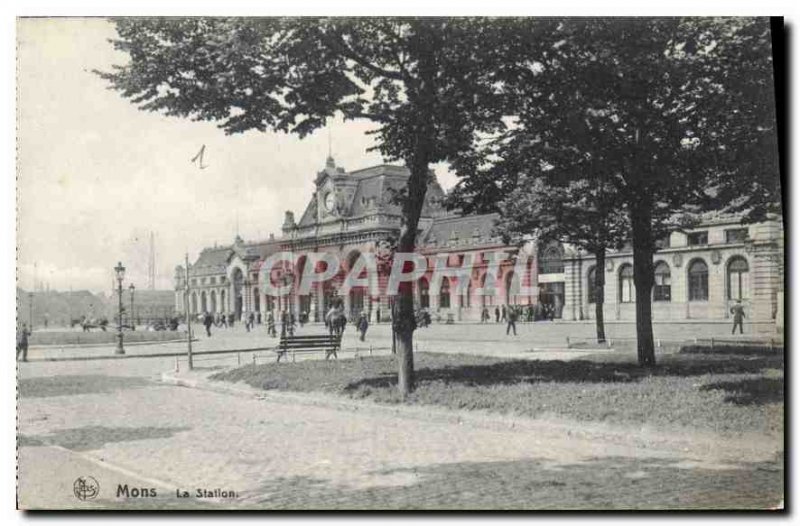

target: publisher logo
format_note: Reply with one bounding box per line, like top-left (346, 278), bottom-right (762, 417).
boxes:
top-left (73, 476), bottom-right (100, 501)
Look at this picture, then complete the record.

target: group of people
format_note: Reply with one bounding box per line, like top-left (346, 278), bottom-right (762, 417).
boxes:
top-left (479, 304), bottom-right (558, 325)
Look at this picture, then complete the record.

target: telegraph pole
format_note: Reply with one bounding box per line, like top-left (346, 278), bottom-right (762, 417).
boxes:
top-left (184, 253), bottom-right (194, 370)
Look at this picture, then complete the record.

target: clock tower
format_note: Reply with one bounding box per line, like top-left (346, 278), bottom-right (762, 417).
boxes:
top-left (314, 155), bottom-right (357, 222)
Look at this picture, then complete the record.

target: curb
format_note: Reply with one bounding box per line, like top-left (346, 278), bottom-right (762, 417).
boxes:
top-left (158, 370), bottom-right (778, 462)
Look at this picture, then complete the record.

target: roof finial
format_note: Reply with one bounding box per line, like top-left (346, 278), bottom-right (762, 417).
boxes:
top-left (326, 124), bottom-right (335, 168)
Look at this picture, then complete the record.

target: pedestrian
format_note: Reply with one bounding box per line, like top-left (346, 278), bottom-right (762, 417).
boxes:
top-left (247, 311), bottom-right (255, 332)
top-left (256, 312), bottom-right (262, 325)
top-left (228, 313), bottom-right (235, 328)
top-left (506, 306), bottom-right (518, 336)
top-left (220, 313), bottom-right (228, 328)
top-left (376, 307), bottom-right (381, 323)
top-left (494, 306), bottom-right (500, 323)
top-left (203, 311), bottom-right (213, 337)
top-left (501, 304), bottom-right (507, 322)
top-left (357, 311), bottom-right (369, 341)
top-left (288, 311), bottom-right (296, 336)
top-left (16, 323), bottom-right (30, 362)
top-left (730, 299), bottom-right (746, 335)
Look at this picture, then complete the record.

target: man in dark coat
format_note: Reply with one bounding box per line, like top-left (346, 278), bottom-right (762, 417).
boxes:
top-left (731, 300), bottom-right (746, 334)
top-left (203, 312), bottom-right (213, 337)
top-left (17, 323), bottom-right (30, 362)
top-left (506, 307), bottom-right (518, 336)
top-left (357, 311), bottom-right (369, 341)
top-left (494, 306), bottom-right (500, 323)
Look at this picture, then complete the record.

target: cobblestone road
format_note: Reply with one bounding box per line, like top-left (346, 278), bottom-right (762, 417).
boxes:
top-left (17, 348), bottom-right (783, 510)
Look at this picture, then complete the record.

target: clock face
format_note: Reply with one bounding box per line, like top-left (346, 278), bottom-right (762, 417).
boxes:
top-left (324, 191), bottom-right (336, 212)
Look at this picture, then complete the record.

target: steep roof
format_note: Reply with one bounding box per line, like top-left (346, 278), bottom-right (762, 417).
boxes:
top-left (419, 213), bottom-right (502, 250)
top-left (194, 247), bottom-right (233, 269)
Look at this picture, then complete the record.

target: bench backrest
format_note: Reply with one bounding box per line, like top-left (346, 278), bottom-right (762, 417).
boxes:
top-left (279, 334), bottom-right (341, 349)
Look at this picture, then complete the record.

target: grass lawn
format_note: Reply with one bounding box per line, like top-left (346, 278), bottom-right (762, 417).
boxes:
top-left (210, 345), bottom-right (783, 436)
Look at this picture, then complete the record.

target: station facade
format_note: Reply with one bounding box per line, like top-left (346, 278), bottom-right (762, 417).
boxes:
top-left (175, 157), bottom-right (783, 332)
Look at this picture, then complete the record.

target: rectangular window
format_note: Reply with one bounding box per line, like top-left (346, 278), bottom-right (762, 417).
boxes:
top-left (654, 235), bottom-right (671, 249)
top-left (688, 274), bottom-right (708, 301)
top-left (653, 276), bottom-right (671, 301)
top-left (725, 228), bottom-right (748, 244)
top-left (620, 279), bottom-right (634, 303)
top-left (687, 231), bottom-right (708, 246)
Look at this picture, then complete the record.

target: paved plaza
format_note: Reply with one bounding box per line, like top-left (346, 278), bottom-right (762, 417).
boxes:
top-left (17, 322), bottom-right (784, 509)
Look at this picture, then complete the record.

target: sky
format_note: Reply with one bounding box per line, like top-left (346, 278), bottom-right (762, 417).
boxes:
top-left (16, 18), bottom-right (458, 294)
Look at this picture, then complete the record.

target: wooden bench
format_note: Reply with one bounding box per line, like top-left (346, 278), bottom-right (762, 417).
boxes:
top-left (276, 334), bottom-right (342, 363)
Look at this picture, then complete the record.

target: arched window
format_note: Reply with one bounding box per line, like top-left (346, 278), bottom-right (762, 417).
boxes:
top-left (418, 277), bottom-right (430, 309)
top-left (439, 278), bottom-right (451, 309)
top-left (688, 259), bottom-right (709, 301)
top-left (505, 271), bottom-right (520, 305)
top-left (538, 245), bottom-right (564, 274)
top-left (587, 266), bottom-right (597, 304)
top-left (462, 279), bottom-right (472, 308)
top-left (653, 262), bottom-right (671, 302)
top-left (727, 257), bottom-right (750, 300)
top-left (619, 264), bottom-right (634, 303)
top-left (480, 272), bottom-right (495, 307)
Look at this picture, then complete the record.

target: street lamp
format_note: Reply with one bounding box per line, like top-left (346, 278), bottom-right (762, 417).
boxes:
top-left (129, 283), bottom-right (136, 330)
top-left (28, 292), bottom-right (33, 330)
top-left (114, 262), bottom-right (126, 355)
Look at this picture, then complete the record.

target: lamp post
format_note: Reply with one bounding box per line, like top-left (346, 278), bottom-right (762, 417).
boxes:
top-left (28, 292), bottom-right (33, 330)
top-left (129, 283), bottom-right (136, 330)
top-left (280, 269), bottom-right (294, 337)
top-left (114, 262), bottom-right (126, 355)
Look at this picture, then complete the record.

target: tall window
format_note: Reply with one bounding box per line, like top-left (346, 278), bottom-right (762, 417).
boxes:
top-left (439, 278), bottom-right (451, 309)
top-left (653, 262), bottom-right (671, 302)
top-left (688, 259), bottom-right (709, 301)
top-left (505, 271), bottom-right (520, 305)
top-left (587, 266), bottom-right (597, 304)
top-left (727, 257), bottom-right (750, 300)
top-left (418, 277), bottom-right (430, 309)
top-left (538, 245), bottom-right (564, 274)
top-left (619, 264), bottom-right (634, 303)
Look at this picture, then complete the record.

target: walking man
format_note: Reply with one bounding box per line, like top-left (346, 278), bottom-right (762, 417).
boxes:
top-left (506, 306), bottom-right (518, 336)
top-left (730, 300), bottom-right (746, 335)
top-left (203, 311), bottom-right (213, 337)
top-left (501, 304), bottom-right (508, 323)
top-left (17, 323), bottom-right (30, 362)
top-left (357, 311), bottom-right (369, 341)
top-left (494, 306), bottom-right (500, 323)
top-left (266, 310), bottom-right (276, 337)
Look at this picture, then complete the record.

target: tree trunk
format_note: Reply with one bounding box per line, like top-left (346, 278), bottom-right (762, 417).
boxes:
top-left (594, 248), bottom-right (606, 344)
top-left (630, 203), bottom-right (657, 366)
top-left (395, 25), bottom-right (438, 397)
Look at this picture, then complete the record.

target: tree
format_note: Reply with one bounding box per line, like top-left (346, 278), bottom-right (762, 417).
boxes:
top-left (497, 174), bottom-right (629, 344)
top-left (449, 17), bottom-right (780, 365)
top-left (98, 17), bottom-right (512, 395)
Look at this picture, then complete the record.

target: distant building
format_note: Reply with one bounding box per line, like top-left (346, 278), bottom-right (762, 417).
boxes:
top-left (175, 157), bottom-right (783, 332)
